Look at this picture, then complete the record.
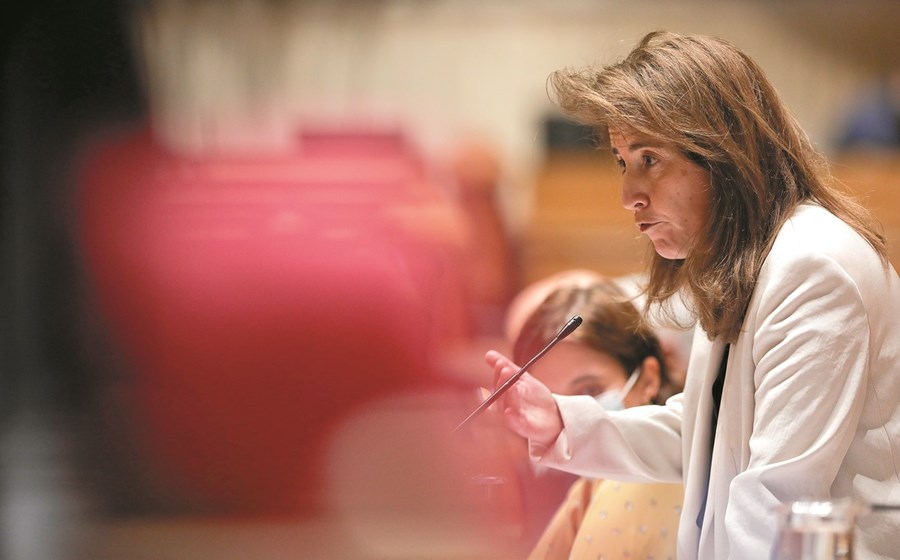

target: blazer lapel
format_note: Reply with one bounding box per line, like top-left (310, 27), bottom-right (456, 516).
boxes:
top-left (678, 330), bottom-right (728, 557)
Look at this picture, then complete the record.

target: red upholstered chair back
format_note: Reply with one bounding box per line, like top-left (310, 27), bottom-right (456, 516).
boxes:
top-left (75, 126), bottom-right (469, 514)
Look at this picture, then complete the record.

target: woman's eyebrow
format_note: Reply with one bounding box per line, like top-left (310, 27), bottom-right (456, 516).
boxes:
top-left (568, 374), bottom-right (605, 386)
top-left (611, 141), bottom-right (661, 155)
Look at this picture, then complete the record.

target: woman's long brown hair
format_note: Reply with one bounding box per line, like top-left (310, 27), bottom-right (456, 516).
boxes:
top-left (549, 31), bottom-right (886, 342)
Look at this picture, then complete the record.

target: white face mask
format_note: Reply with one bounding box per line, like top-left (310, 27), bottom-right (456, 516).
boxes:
top-left (594, 367), bottom-right (642, 411)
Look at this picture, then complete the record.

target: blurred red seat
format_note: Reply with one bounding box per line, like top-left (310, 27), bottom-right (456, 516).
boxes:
top-left (74, 125), bottom-right (469, 514)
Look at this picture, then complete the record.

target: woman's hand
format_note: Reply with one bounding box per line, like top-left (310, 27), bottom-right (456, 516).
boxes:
top-left (485, 350), bottom-right (564, 449)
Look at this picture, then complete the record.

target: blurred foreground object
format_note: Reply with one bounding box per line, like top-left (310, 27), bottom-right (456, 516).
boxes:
top-left (74, 124), bottom-right (471, 515)
top-left (771, 498), bottom-right (867, 560)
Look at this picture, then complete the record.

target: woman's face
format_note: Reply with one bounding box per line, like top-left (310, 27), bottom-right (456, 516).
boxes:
top-left (610, 131), bottom-right (712, 259)
top-left (528, 341), bottom-right (629, 398)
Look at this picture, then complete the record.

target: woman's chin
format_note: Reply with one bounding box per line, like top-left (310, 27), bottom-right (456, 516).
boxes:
top-left (652, 246), bottom-right (684, 260)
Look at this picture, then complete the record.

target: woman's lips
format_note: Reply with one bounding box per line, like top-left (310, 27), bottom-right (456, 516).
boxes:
top-left (638, 222), bottom-right (658, 233)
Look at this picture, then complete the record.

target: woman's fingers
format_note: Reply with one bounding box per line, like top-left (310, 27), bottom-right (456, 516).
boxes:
top-left (484, 349), bottom-right (563, 443)
top-left (485, 349), bottom-right (512, 370)
top-left (485, 350), bottom-right (519, 386)
top-left (503, 407), bottom-right (529, 437)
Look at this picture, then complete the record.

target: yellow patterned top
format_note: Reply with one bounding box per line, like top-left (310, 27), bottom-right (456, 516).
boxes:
top-left (528, 478), bottom-right (683, 560)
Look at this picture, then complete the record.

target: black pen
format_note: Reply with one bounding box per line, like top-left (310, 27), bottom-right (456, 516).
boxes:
top-left (454, 315), bottom-right (583, 433)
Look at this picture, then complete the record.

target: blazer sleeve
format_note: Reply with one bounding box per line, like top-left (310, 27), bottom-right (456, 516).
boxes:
top-left (529, 393), bottom-right (685, 484)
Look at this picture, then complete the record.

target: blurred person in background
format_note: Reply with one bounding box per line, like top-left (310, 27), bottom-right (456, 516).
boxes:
top-left (446, 137), bottom-right (518, 338)
top-left (486, 31), bottom-right (900, 559)
top-left (506, 274), bottom-right (683, 559)
top-left (836, 67), bottom-right (900, 152)
top-left (506, 269), bottom-right (694, 391)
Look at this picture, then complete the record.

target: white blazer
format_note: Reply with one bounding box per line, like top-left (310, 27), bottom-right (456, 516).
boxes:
top-left (535, 204), bottom-right (900, 559)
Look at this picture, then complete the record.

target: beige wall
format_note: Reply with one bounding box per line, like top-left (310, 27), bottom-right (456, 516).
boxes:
top-left (139, 0), bottom-right (899, 231)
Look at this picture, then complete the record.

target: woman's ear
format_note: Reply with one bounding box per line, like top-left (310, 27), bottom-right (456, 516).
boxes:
top-left (627, 356), bottom-right (661, 407)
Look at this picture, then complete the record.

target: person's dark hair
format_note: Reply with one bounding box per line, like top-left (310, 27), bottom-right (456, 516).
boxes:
top-left (513, 279), bottom-right (678, 404)
top-left (548, 31), bottom-right (887, 342)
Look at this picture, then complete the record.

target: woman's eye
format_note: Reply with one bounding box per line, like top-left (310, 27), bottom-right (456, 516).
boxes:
top-left (577, 384), bottom-right (606, 397)
top-left (642, 154), bottom-right (658, 167)
top-left (615, 158), bottom-right (625, 172)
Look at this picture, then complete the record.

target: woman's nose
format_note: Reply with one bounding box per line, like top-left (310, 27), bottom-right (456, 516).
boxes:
top-left (621, 173), bottom-right (649, 210)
